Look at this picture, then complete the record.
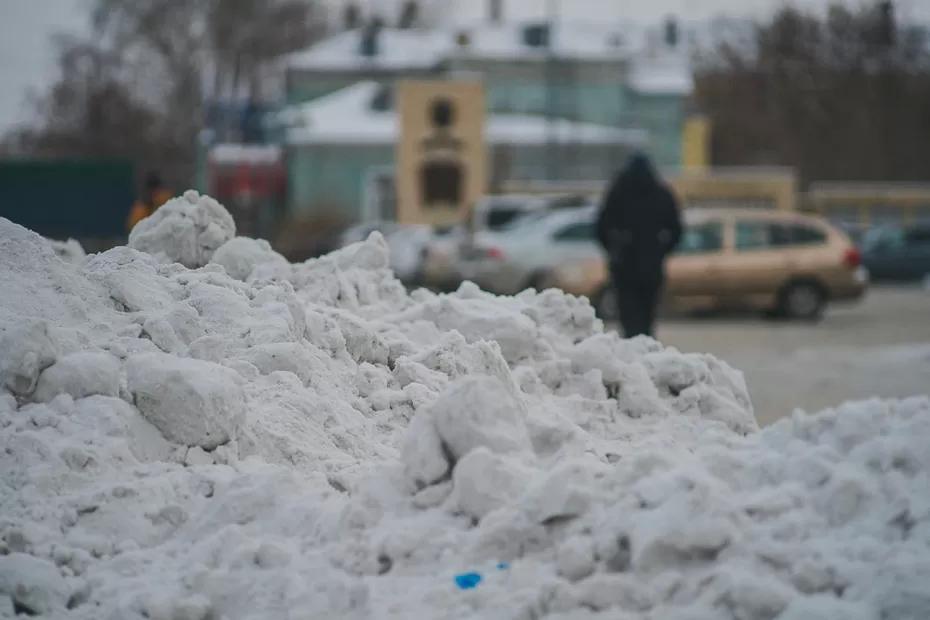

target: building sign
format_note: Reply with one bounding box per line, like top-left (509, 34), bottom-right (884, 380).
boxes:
top-left (396, 79), bottom-right (487, 226)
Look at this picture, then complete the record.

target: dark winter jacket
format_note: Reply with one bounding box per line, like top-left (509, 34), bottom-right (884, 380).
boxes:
top-left (596, 155), bottom-right (682, 283)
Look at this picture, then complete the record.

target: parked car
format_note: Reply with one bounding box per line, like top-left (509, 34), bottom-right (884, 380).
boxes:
top-left (861, 223), bottom-right (930, 282)
top-left (457, 205), bottom-right (602, 294)
top-left (420, 193), bottom-right (576, 290)
top-left (470, 194), bottom-right (551, 232)
top-left (467, 207), bottom-right (865, 320)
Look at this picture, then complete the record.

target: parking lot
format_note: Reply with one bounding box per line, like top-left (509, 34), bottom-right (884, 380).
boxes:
top-left (652, 285), bottom-right (930, 426)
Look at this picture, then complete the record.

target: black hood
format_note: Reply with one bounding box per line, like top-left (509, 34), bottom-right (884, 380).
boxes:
top-left (618, 153), bottom-right (657, 192)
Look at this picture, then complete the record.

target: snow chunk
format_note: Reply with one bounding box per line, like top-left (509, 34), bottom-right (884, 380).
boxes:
top-left (644, 350), bottom-right (756, 433)
top-left (0, 321), bottom-right (58, 397)
top-left (211, 237), bottom-right (290, 281)
top-left (557, 535), bottom-right (598, 582)
top-left (399, 294), bottom-right (539, 363)
top-left (128, 191), bottom-right (235, 268)
top-left (126, 352), bottom-right (245, 448)
top-left (46, 237), bottom-right (86, 264)
top-left (451, 447), bottom-right (532, 520)
top-left (237, 342), bottom-right (318, 384)
top-left (522, 459), bottom-right (600, 524)
top-left (0, 554), bottom-right (70, 615)
top-left (777, 595), bottom-right (874, 620)
top-left (431, 375), bottom-right (532, 461)
top-left (401, 409), bottom-right (450, 490)
top-left (33, 351), bottom-right (120, 403)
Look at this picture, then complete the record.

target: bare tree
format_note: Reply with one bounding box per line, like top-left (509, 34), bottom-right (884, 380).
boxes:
top-left (207, 0), bottom-right (325, 101)
top-left (694, 2), bottom-right (930, 185)
top-left (9, 0), bottom-right (324, 189)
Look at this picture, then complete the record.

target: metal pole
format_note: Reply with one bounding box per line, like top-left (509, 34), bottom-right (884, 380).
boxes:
top-left (545, 0), bottom-right (559, 180)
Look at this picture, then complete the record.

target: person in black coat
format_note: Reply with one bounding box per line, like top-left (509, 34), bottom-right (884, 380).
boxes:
top-left (596, 153), bottom-right (682, 338)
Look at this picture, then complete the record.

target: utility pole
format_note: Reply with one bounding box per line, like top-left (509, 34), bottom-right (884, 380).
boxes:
top-left (545, 0), bottom-right (559, 181)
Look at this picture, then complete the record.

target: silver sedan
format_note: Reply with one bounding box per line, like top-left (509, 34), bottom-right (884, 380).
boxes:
top-left (458, 205), bottom-right (603, 295)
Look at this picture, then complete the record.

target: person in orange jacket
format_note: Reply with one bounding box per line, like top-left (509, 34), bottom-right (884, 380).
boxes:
top-left (126, 172), bottom-right (173, 232)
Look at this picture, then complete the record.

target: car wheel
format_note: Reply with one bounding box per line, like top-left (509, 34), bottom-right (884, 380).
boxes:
top-left (594, 286), bottom-right (620, 322)
top-left (779, 281), bottom-right (826, 320)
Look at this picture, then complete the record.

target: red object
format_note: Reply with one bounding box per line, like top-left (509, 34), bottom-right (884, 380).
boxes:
top-left (207, 153), bottom-right (286, 204)
top-left (484, 246), bottom-right (506, 260)
top-left (843, 246), bottom-right (862, 268)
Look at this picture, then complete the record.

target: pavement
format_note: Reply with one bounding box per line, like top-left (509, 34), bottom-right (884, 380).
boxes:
top-left (651, 285), bottom-right (930, 426)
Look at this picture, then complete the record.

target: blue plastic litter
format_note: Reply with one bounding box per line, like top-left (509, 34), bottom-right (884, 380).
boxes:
top-left (454, 572), bottom-right (482, 590)
top-left (496, 562), bottom-right (509, 570)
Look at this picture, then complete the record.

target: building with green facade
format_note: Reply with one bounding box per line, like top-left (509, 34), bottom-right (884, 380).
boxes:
top-left (214, 19), bottom-right (692, 228)
top-left (281, 81), bottom-right (647, 222)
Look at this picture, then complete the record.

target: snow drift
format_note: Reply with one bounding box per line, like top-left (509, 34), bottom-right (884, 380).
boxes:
top-left (1, 193), bottom-right (928, 619)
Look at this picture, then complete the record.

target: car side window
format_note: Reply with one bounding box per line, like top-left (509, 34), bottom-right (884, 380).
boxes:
top-left (905, 227), bottom-right (930, 246)
top-left (734, 221), bottom-right (826, 250)
top-left (553, 222), bottom-right (596, 241)
top-left (677, 221), bottom-right (723, 254)
top-left (889, 229), bottom-right (907, 248)
top-left (735, 221), bottom-right (772, 250)
top-left (788, 224), bottom-right (827, 245)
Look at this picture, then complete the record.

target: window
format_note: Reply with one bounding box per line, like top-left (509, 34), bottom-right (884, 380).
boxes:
top-left (788, 224), bottom-right (828, 245)
top-left (905, 226), bottom-right (930, 246)
top-left (863, 226), bottom-right (905, 252)
top-left (486, 208), bottom-right (525, 231)
top-left (677, 221), bottom-right (723, 254)
top-left (553, 222), bottom-right (595, 241)
top-left (735, 221), bottom-right (827, 251)
top-left (736, 221), bottom-right (773, 250)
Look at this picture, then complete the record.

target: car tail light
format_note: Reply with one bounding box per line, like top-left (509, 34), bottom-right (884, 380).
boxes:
top-left (484, 247), bottom-right (506, 260)
top-left (843, 247), bottom-right (861, 268)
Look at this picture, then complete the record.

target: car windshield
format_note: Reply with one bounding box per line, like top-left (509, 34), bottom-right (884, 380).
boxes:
top-left (486, 207), bottom-right (536, 230)
top-left (496, 210), bottom-right (552, 232)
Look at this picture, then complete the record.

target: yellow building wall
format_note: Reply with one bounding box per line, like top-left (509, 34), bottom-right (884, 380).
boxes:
top-left (681, 115), bottom-right (711, 171)
top-left (395, 79), bottom-right (487, 227)
top-left (669, 170), bottom-right (798, 211)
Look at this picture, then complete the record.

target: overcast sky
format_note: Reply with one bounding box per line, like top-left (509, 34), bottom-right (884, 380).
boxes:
top-left (2, 0), bottom-right (928, 134)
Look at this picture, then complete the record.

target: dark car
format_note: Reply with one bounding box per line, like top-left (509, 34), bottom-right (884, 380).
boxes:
top-left (862, 224), bottom-right (930, 281)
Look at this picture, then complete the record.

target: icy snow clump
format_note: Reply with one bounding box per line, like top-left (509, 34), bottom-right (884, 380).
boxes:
top-left (128, 190), bottom-right (235, 267)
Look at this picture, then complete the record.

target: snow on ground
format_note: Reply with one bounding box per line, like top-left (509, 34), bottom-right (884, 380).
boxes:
top-left (1, 193), bottom-right (929, 619)
top-left (658, 290), bottom-right (930, 426)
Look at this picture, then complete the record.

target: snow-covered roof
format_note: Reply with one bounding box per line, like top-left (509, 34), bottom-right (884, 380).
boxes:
top-left (288, 21), bottom-right (691, 67)
top-left (287, 22), bottom-right (693, 97)
top-left (452, 21), bottom-right (632, 61)
top-left (628, 52), bottom-right (693, 95)
top-left (281, 81), bottom-right (647, 147)
top-left (287, 28), bottom-right (452, 72)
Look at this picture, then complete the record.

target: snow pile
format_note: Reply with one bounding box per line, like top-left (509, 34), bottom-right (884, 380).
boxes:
top-left (1, 198), bottom-right (929, 619)
top-left (128, 190), bottom-right (235, 268)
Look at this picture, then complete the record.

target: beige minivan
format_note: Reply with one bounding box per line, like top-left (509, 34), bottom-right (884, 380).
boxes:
top-left (551, 209), bottom-right (868, 320)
